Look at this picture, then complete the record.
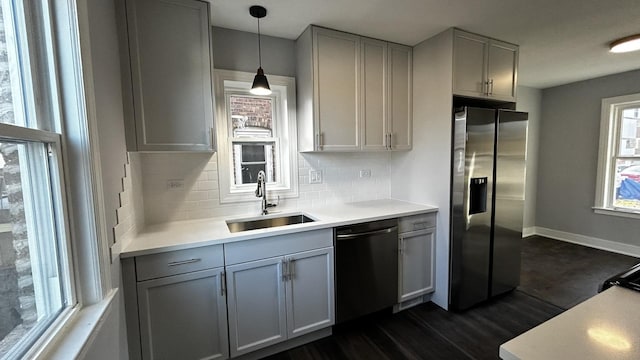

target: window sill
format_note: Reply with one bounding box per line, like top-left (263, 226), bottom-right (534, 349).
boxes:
top-left (593, 207), bottom-right (640, 220)
top-left (34, 289), bottom-right (118, 360)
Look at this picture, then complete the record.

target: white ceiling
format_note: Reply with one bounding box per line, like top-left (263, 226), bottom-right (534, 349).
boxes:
top-left (209, 0), bottom-right (640, 89)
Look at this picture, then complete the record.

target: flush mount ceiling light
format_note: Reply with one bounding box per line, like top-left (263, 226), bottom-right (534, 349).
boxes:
top-left (249, 5), bottom-right (271, 95)
top-left (609, 34), bottom-right (640, 53)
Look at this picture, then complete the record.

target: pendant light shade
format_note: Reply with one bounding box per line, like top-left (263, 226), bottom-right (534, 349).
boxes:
top-left (251, 67), bottom-right (271, 95)
top-left (249, 5), bottom-right (271, 95)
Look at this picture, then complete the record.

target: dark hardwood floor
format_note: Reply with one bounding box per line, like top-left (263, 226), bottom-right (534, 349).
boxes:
top-left (265, 236), bottom-right (639, 360)
top-left (519, 235), bottom-right (639, 309)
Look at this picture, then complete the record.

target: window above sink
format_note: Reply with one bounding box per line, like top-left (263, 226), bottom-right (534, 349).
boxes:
top-left (214, 70), bottom-right (299, 203)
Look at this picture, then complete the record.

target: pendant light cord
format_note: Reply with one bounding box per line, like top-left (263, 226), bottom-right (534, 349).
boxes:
top-left (257, 17), bottom-right (262, 67)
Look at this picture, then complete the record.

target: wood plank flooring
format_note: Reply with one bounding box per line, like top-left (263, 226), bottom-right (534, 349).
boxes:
top-left (266, 236), bottom-right (638, 359)
top-left (265, 291), bottom-right (562, 360)
top-left (519, 235), bottom-right (639, 309)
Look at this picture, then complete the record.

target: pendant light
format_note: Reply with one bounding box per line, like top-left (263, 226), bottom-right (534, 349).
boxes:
top-left (610, 34), bottom-right (640, 53)
top-left (249, 5), bottom-right (271, 95)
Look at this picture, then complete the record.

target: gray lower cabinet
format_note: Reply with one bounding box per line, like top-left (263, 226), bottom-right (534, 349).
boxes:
top-left (122, 245), bottom-right (228, 360)
top-left (397, 213), bottom-right (436, 305)
top-left (137, 268), bottom-right (229, 360)
top-left (226, 247), bottom-right (334, 357)
top-left (398, 228), bottom-right (435, 302)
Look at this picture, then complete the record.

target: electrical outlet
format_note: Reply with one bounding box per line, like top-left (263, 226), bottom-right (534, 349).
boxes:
top-left (309, 170), bottom-right (323, 184)
top-left (167, 179), bottom-right (185, 190)
top-left (359, 169), bottom-right (371, 178)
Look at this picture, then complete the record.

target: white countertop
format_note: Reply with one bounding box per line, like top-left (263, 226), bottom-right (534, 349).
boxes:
top-left (121, 199), bottom-right (437, 258)
top-left (500, 286), bottom-right (640, 360)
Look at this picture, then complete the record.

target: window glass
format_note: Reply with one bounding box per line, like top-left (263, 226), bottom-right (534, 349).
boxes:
top-left (0, 0), bottom-right (72, 357)
top-left (0, 141), bottom-right (65, 358)
top-left (229, 95), bottom-right (277, 186)
top-left (612, 107), bottom-right (640, 210)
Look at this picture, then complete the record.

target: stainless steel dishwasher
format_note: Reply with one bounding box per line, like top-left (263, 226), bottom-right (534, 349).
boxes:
top-left (335, 218), bottom-right (398, 323)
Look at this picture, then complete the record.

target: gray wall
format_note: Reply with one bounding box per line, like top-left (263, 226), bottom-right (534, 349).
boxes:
top-left (516, 86), bottom-right (542, 230)
top-left (212, 26), bottom-right (296, 76)
top-left (536, 68), bottom-right (640, 246)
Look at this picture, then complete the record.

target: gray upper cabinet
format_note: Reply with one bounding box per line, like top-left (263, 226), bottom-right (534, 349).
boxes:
top-left (453, 29), bottom-right (518, 102)
top-left (122, 0), bottom-right (215, 151)
top-left (387, 43), bottom-right (412, 150)
top-left (297, 26), bottom-right (412, 152)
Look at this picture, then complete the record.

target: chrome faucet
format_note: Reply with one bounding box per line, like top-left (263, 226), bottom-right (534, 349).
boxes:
top-left (255, 170), bottom-right (276, 215)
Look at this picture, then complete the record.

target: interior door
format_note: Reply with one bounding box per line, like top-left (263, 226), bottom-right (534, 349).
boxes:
top-left (492, 110), bottom-right (528, 296)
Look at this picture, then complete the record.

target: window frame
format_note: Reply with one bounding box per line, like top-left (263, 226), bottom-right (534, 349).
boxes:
top-left (0, 125), bottom-right (77, 359)
top-left (594, 93), bottom-right (640, 219)
top-left (0, 0), bottom-right (116, 357)
top-left (214, 69), bottom-right (298, 203)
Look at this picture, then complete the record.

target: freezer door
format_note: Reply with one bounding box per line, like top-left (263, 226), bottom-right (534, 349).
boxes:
top-left (491, 109), bottom-right (528, 297)
top-left (450, 106), bottom-right (496, 310)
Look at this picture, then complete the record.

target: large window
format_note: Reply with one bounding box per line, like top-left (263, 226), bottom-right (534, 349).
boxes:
top-left (214, 70), bottom-right (298, 203)
top-left (595, 93), bottom-right (640, 217)
top-left (0, 0), bottom-right (74, 358)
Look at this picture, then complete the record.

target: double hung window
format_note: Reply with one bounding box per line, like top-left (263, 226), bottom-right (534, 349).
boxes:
top-left (0, 0), bottom-right (74, 358)
top-left (214, 70), bottom-right (298, 203)
top-left (595, 94), bottom-right (640, 216)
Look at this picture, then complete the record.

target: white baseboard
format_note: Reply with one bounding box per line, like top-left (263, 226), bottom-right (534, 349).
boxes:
top-left (530, 226), bottom-right (640, 258)
top-left (522, 227), bottom-right (536, 238)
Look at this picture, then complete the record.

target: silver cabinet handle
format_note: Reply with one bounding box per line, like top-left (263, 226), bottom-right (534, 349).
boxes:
top-left (489, 79), bottom-right (494, 95)
top-left (388, 133), bottom-right (393, 150)
top-left (289, 259), bottom-right (295, 280)
top-left (399, 237), bottom-right (403, 254)
top-left (167, 258), bottom-right (201, 267)
top-left (281, 260), bottom-right (288, 282)
top-left (315, 133), bottom-right (320, 150)
top-left (220, 271), bottom-right (226, 296)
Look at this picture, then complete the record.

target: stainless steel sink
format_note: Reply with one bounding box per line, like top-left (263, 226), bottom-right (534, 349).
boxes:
top-left (226, 214), bottom-right (315, 233)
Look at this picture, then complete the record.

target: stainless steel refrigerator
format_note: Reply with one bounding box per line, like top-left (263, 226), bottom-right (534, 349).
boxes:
top-left (449, 106), bottom-right (528, 311)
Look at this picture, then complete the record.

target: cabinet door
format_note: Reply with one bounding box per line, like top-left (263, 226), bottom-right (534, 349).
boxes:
top-left (313, 28), bottom-right (360, 151)
top-left (285, 247), bottom-right (335, 339)
top-left (388, 44), bottom-right (412, 150)
top-left (398, 229), bottom-right (435, 302)
top-left (126, 0), bottom-right (214, 151)
top-left (361, 38), bottom-right (387, 151)
top-left (226, 257), bottom-right (287, 357)
top-left (453, 30), bottom-right (488, 98)
top-left (487, 40), bottom-right (518, 102)
top-left (137, 268), bottom-right (229, 360)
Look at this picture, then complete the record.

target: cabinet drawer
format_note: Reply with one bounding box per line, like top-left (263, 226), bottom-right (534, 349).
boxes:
top-left (398, 213), bottom-right (436, 234)
top-left (224, 228), bottom-right (333, 266)
top-left (135, 245), bottom-right (224, 281)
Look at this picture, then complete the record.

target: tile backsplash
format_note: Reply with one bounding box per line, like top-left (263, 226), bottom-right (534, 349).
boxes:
top-left (140, 152), bottom-right (391, 224)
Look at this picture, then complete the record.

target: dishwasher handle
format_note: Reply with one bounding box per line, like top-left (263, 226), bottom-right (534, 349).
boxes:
top-left (336, 226), bottom-right (398, 240)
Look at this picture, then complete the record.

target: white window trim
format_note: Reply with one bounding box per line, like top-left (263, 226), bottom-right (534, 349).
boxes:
top-left (214, 69), bottom-right (298, 203)
top-left (4, 0), bottom-right (117, 358)
top-left (594, 93), bottom-right (640, 219)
